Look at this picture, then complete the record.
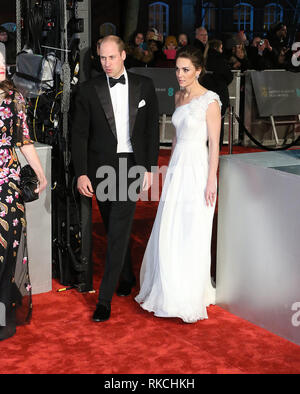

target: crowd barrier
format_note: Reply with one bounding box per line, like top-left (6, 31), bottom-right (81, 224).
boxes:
top-left (244, 70), bottom-right (300, 148)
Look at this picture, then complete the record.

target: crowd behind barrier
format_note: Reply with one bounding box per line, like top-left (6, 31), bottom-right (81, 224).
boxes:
top-left (90, 24), bottom-right (300, 76)
top-left (2, 20), bottom-right (300, 149)
top-left (1, 21), bottom-right (299, 75)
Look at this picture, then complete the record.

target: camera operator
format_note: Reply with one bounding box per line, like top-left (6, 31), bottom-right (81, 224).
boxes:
top-left (228, 42), bottom-right (250, 71)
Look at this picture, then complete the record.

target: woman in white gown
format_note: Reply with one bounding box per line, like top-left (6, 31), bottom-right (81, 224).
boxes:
top-left (135, 46), bottom-right (221, 323)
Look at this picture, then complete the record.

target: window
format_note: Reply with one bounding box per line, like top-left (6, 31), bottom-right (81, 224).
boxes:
top-left (149, 2), bottom-right (169, 38)
top-left (233, 2), bottom-right (253, 33)
top-left (201, 2), bottom-right (216, 31)
top-left (264, 3), bottom-right (283, 30)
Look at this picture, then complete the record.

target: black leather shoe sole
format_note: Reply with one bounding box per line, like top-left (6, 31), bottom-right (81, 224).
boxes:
top-left (93, 304), bottom-right (111, 322)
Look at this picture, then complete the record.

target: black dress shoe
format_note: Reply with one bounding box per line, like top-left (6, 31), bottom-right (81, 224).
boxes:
top-left (93, 304), bottom-right (111, 322)
top-left (116, 279), bottom-right (136, 297)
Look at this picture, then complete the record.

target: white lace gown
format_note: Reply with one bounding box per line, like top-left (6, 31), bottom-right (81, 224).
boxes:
top-left (135, 90), bottom-right (221, 323)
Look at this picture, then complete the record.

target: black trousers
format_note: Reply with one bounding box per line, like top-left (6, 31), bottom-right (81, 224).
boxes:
top-left (91, 153), bottom-right (143, 305)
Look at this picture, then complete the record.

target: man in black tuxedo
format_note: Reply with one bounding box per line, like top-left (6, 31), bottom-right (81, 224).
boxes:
top-left (71, 35), bottom-right (159, 322)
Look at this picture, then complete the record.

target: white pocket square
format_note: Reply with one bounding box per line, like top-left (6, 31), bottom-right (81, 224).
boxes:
top-left (138, 99), bottom-right (146, 108)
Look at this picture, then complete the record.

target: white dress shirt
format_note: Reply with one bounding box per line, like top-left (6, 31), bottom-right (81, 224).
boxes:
top-left (107, 69), bottom-right (133, 153)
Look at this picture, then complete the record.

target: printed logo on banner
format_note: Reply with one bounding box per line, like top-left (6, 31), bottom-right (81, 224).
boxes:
top-left (168, 87), bottom-right (174, 97)
top-left (261, 87), bottom-right (268, 97)
top-left (291, 302), bottom-right (300, 327)
top-left (291, 42), bottom-right (300, 67)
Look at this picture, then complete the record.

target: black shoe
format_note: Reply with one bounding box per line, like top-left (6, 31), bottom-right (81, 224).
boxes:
top-left (92, 303), bottom-right (111, 322)
top-left (116, 278), bottom-right (136, 297)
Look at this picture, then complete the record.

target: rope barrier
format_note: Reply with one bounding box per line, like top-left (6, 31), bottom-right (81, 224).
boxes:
top-left (233, 113), bottom-right (300, 152)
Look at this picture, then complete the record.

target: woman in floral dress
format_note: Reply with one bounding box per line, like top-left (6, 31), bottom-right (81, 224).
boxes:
top-left (0, 77), bottom-right (47, 340)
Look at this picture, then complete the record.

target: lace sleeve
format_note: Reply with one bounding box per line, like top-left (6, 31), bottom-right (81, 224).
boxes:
top-left (13, 92), bottom-right (34, 147)
top-left (206, 91), bottom-right (222, 111)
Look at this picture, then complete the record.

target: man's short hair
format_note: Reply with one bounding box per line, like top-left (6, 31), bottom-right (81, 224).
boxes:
top-left (99, 35), bottom-right (125, 53)
top-left (196, 26), bottom-right (207, 34)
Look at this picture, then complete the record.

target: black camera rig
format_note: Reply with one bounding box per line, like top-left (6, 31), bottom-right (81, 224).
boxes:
top-left (14, 0), bottom-right (93, 292)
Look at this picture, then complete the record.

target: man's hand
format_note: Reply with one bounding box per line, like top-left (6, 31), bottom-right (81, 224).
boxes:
top-left (142, 171), bottom-right (154, 192)
top-left (77, 175), bottom-right (94, 197)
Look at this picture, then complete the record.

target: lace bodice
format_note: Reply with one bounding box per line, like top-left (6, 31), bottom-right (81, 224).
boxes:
top-left (172, 90), bottom-right (221, 145)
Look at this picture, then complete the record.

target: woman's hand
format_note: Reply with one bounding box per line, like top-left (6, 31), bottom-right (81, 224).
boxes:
top-left (20, 144), bottom-right (48, 196)
top-left (205, 178), bottom-right (217, 207)
top-left (35, 174), bottom-right (47, 194)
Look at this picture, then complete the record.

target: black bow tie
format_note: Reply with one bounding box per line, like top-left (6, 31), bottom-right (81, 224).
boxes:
top-left (109, 74), bottom-right (126, 88)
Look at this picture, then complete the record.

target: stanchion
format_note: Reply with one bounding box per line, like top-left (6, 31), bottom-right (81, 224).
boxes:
top-left (228, 106), bottom-right (234, 154)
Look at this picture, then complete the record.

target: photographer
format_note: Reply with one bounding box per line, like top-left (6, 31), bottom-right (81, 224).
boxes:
top-left (268, 22), bottom-right (290, 69)
top-left (247, 37), bottom-right (277, 70)
top-left (145, 28), bottom-right (167, 67)
top-left (228, 42), bottom-right (250, 71)
top-left (125, 31), bottom-right (153, 68)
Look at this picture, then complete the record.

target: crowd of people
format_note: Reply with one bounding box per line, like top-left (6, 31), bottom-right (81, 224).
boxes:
top-left (90, 22), bottom-right (299, 76)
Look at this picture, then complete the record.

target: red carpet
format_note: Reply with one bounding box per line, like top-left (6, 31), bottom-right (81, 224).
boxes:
top-left (0, 146), bottom-right (300, 374)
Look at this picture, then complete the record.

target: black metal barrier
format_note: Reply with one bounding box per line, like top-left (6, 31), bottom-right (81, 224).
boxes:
top-left (236, 114), bottom-right (300, 151)
top-left (227, 105), bottom-right (300, 152)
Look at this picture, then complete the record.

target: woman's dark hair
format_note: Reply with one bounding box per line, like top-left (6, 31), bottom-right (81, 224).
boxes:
top-left (208, 39), bottom-right (222, 51)
top-left (0, 79), bottom-right (17, 98)
top-left (129, 31), bottom-right (144, 46)
top-left (176, 45), bottom-right (204, 68)
top-left (176, 45), bottom-right (206, 76)
top-left (203, 39), bottom-right (222, 63)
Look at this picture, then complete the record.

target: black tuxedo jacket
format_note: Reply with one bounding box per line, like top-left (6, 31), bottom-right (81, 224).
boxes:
top-left (71, 71), bottom-right (160, 179)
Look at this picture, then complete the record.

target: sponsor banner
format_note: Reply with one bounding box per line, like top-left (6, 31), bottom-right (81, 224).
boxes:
top-left (250, 70), bottom-right (300, 117)
top-left (130, 67), bottom-right (177, 115)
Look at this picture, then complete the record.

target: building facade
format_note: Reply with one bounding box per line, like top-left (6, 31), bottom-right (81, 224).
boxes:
top-left (1, 1), bottom-right (299, 45)
top-left (194, 0), bottom-right (300, 41)
top-left (91, 0), bottom-right (300, 44)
